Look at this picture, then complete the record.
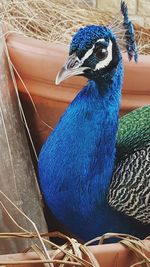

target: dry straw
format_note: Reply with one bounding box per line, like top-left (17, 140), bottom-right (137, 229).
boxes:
top-left (0, 0), bottom-right (150, 54)
top-left (0, 190), bottom-right (150, 267)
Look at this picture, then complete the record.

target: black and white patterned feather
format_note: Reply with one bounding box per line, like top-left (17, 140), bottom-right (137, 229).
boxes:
top-left (108, 145), bottom-right (150, 224)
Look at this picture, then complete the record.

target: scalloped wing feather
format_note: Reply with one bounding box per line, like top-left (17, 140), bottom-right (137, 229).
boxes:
top-left (108, 105), bottom-right (150, 224)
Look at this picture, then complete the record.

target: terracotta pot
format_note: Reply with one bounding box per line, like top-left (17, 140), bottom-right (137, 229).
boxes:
top-left (0, 241), bottom-right (149, 267)
top-left (6, 33), bottom-right (150, 153)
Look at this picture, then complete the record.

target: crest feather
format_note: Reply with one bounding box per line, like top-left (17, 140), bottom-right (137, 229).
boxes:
top-left (109, 1), bottom-right (138, 62)
top-left (121, 0), bottom-right (138, 62)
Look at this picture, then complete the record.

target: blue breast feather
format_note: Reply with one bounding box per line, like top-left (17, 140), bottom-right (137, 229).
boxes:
top-left (38, 61), bottom-right (149, 241)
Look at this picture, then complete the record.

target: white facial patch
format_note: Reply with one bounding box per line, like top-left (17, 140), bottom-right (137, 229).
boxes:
top-left (81, 44), bottom-right (95, 63)
top-left (80, 38), bottom-right (106, 65)
top-left (94, 40), bottom-right (113, 70)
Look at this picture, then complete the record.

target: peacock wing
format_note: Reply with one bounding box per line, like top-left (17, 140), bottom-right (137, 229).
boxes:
top-left (116, 105), bottom-right (150, 160)
top-left (108, 105), bottom-right (150, 224)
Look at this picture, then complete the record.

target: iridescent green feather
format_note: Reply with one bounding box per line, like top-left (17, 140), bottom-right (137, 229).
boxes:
top-left (116, 105), bottom-right (150, 161)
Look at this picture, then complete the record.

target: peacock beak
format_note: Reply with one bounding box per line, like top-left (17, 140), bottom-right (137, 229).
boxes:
top-left (55, 53), bottom-right (89, 85)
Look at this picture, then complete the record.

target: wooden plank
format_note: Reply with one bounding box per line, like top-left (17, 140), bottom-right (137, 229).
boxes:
top-left (0, 27), bottom-right (48, 254)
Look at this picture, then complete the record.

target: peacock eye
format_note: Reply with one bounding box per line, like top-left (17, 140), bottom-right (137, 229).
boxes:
top-left (94, 46), bottom-right (108, 60)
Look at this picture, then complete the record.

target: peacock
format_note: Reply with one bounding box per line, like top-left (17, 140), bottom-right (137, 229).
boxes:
top-left (38, 1), bottom-right (150, 242)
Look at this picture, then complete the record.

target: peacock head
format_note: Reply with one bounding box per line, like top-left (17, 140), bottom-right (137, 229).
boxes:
top-left (56, 26), bottom-right (121, 85)
top-left (55, 1), bottom-right (138, 85)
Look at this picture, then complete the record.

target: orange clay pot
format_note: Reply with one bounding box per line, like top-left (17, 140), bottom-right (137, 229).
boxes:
top-left (0, 241), bottom-right (149, 267)
top-left (6, 33), bottom-right (150, 153)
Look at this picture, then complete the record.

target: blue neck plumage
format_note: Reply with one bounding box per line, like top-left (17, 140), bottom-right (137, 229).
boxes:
top-left (69, 60), bottom-right (123, 195)
top-left (38, 60), bottom-right (124, 239)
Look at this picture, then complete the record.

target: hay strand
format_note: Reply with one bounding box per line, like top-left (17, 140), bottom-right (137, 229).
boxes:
top-left (0, 190), bottom-right (149, 267)
top-left (0, 190), bottom-right (52, 267)
top-left (0, 0), bottom-right (149, 54)
top-left (0, 191), bottom-right (98, 267)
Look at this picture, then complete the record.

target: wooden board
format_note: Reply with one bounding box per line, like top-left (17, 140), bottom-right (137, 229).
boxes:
top-left (0, 27), bottom-right (48, 254)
